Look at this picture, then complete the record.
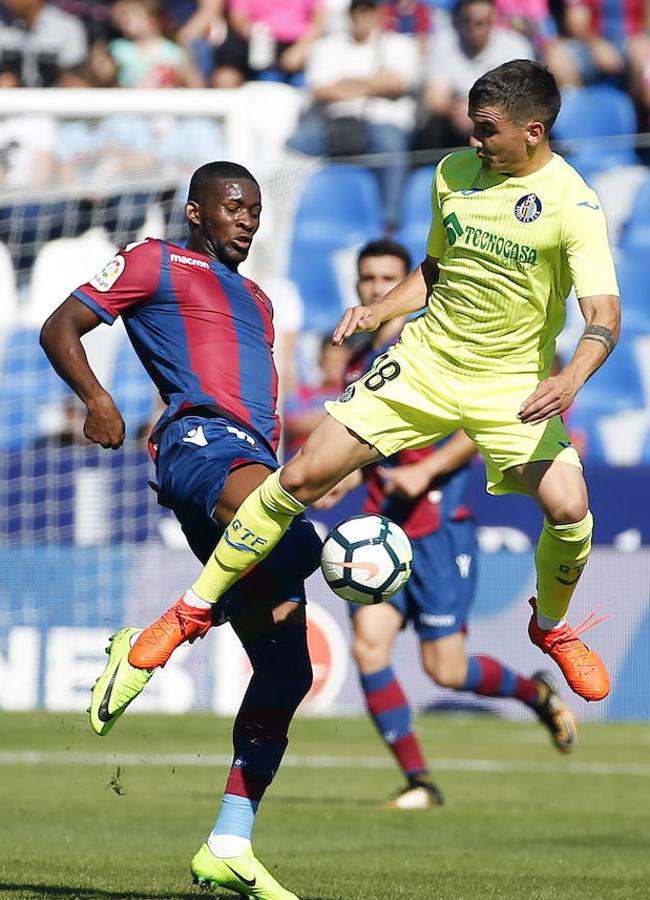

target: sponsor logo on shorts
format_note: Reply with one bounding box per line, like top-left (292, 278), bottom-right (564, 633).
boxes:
top-left (338, 384), bottom-right (355, 403)
top-left (182, 425), bottom-right (208, 447)
top-left (90, 255), bottom-right (125, 292)
top-left (456, 553), bottom-right (472, 578)
top-left (514, 193), bottom-right (542, 223)
top-left (170, 252), bottom-right (210, 269)
top-left (226, 425), bottom-right (256, 447)
top-left (419, 613), bottom-right (456, 627)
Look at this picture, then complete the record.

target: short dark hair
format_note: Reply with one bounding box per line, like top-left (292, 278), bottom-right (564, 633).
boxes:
top-left (350, 0), bottom-right (378, 12)
top-left (468, 59), bottom-right (561, 131)
top-left (357, 238), bottom-right (411, 274)
top-left (187, 161), bottom-right (259, 204)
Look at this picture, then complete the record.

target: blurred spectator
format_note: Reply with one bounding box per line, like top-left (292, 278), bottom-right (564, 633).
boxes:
top-left (558, 0), bottom-right (645, 87)
top-left (0, 114), bottom-right (58, 186)
top-left (162, 0), bottom-right (225, 82)
top-left (629, 15), bottom-right (650, 131)
top-left (380, 0), bottom-right (431, 37)
top-left (212, 0), bottom-right (326, 88)
top-left (0, 0), bottom-right (88, 86)
top-left (414, 0), bottom-right (534, 150)
top-left (96, 0), bottom-right (203, 87)
top-left (496, 0), bottom-right (556, 48)
top-left (283, 335), bottom-right (349, 457)
top-left (496, 0), bottom-right (578, 85)
top-left (53, 0), bottom-right (113, 43)
top-left (287, 0), bottom-right (419, 231)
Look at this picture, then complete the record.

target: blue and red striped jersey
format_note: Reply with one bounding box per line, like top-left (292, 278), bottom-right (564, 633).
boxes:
top-left (565, 0), bottom-right (644, 42)
top-left (345, 335), bottom-right (472, 539)
top-left (74, 238), bottom-right (281, 452)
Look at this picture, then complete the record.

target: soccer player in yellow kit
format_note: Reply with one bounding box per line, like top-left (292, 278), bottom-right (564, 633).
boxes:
top-left (126, 59), bottom-right (620, 706)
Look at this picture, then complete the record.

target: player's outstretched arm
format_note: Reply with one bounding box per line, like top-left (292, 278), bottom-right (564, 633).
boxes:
top-left (332, 256), bottom-right (438, 346)
top-left (519, 293), bottom-right (620, 426)
top-left (40, 296), bottom-right (126, 449)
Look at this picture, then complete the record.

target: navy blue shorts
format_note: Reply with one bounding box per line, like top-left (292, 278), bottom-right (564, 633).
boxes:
top-left (350, 517), bottom-right (477, 641)
top-left (155, 414), bottom-right (322, 620)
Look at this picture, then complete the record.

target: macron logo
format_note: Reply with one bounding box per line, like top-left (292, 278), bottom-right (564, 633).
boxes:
top-left (170, 253), bottom-right (209, 269)
top-left (182, 425), bottom-right (208, 447)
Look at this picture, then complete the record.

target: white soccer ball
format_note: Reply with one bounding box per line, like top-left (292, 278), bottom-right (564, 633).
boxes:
top-left (320, 514), bottom-right (413, 605)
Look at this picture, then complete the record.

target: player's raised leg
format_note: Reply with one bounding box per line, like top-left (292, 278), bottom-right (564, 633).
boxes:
top-left (191, 603), bottom-right (311, 900)
top-left (352, 603), bottom-right (444, 808)
top-left (513, 459), bottom-right (610, 701)
top-left (129, 414), bottom-right (381, 670)
top-left (88, 627), bottom-right (154, 736)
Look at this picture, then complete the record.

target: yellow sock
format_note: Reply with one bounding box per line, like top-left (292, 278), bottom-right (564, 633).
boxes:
top-left (192, 468), bottom-right (305, 603)
top-left (535, 511), bottom-right (593, 622)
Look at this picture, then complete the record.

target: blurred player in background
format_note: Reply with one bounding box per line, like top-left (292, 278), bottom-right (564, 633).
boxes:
top-left (128, 60), bottom-right (620, 710)
top-left (40, 161), bottom-right (321, 900)
top-left (315, 239), bottom-right (576, 808)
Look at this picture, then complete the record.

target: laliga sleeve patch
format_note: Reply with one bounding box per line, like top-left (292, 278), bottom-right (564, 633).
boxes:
top-left (90, 255), bottom-right (125, 292)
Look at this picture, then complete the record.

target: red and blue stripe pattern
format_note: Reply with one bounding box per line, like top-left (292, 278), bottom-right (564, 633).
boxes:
top-left (74, 238), bottom-right (281, 451)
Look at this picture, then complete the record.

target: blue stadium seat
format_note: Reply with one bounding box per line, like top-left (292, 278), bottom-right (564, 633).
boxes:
top-left (618, 176), bottom-right (650, 251)
top-left (552, 86), bottom-right (639, 177)
top-left (395, 166), bottom-right (435, 265)
top-left (292, 165), bottom-right (383, 241)
top-left (0, 327), bottom-right (67, 450)
top-left (613, 248), bottom-right (650, 331)
top-left (109, 336), bottom-right (157, 439)
top-left (289, 166), bottom-right (383, 332)
top-left (572, 336), bottom-right (644, 416)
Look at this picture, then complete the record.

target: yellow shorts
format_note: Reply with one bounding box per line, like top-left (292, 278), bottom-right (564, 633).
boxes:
top-left (325, 340), bottom-right (582, 496)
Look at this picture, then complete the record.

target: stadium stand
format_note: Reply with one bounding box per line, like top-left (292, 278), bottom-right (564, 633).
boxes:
top-left (618, 173), bottom-right (650, 250)
top-left (552, 85), bottom-right (640, 178)
top-left (0, 327), bottom-right (67, 451)
top-left (289, 164), bottom-right (384, 331)
top-left (108, 335), bottom-right (159, 440)
top-left (394, 165), bottom-right (436, 262)
top-left (613, 249), bottom-right (650, 334)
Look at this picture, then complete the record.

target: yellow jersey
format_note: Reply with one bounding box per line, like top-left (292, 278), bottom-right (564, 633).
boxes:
top-left (402, 149), bottom-right (619, 377)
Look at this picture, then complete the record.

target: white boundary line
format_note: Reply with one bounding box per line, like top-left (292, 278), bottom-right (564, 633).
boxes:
top-left (1, 751), bottom-right (649, 776)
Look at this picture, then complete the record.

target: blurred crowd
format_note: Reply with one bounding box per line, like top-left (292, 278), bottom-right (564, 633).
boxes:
top-left (2, 0), bottom-right (650, 178)
top-left (1, 0), bottom-right (650, 234)
top-left (2, 0), bottom-right (650, 99)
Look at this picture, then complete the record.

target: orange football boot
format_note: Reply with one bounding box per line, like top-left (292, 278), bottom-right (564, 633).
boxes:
top-left (528, 598), bottom-right (610, 702)
top-left (128, 597), bottom-right (213, 669)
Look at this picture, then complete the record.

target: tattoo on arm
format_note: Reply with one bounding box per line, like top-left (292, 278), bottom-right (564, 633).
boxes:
top-left (579, 324), bottom-right (617, 355)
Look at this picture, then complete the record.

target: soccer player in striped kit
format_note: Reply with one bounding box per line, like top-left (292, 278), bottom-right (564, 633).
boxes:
top-left (40, 162), bottom-right (320, 900)
top-left (316, 239), bottom-right (576, 809)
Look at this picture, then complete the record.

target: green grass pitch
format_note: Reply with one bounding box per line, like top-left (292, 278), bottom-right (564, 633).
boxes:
top-left (1, 711), bottom-right (649, 900)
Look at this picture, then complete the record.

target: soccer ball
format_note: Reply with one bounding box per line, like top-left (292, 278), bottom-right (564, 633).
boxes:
top-left (320, 514), bottom-right (413, 605)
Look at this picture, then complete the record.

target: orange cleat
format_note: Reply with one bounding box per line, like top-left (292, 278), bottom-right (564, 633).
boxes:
top-left (128, 597), bottom-right (213, 669)
top-left (528, 598), bottom-right (610, 702)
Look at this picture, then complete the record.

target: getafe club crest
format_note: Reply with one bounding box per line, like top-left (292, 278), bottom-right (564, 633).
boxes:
top-left (339, 384), bottom-right (355, 403)
top-left (514, 193), bottom-right (542, 223)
